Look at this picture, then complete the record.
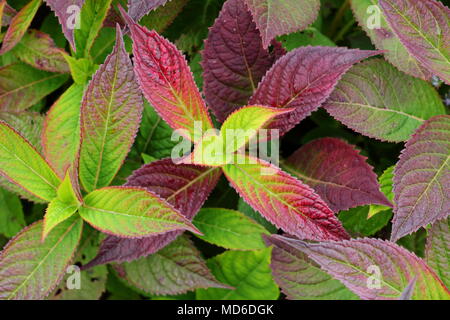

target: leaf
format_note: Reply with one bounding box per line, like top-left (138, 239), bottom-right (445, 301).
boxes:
top-left (268, 235), bottom-right (450, 300)
top-left (350, 0), bottom-right (432, 81)
top-left (339, 206), bottom-right (392, 237)
top-left (193, 208), bottom-right (270, 250)
top-left (325, 59), bottom-right (446, 142)
top-left (0, 0), bottom-right (42, 54)
top-left (425, 218), bottom-right (449, 288)
top-left (392, 115), bottom-right (450, 241)
top-left (42, 84), bottom-right (84, 177)
top-left (139, 0), bottom-right (187, 33)
top-left (0, 111), bottom-right (44, 151)
top-left (243, 0), bottom-right (320, 48)
top-left (121, 7), bottom-right (213, 141)
top-left (115, 235), bottom-right (226, 295)
top-left (249, 47), bottom-right (379, 136)
top-left (399, 277), bottom-right (417, 300)
top-left (283, 137), bottom-right (391, 212)
top-left (188, 105), bottom-right (292, 166)
top-left (264, 234), bottom-right (358, 300)
top-left (10, 29), bottom-right (70, 73)
top-left (237, 198), bottom-right (277, 233)
top-left (63, 55), bottom-right (98, 84)
top-left (278, 28), bottom-right (335, 50)
top-left (0, 217), bottom-right (83, 300)
top-left (79, 186), bottom-right (200, 238)
top-left (196, 248), bottom-right (279, 300)
top-left (202, 0), bottom-right (282, 122)
top-left (131, 101), bottom-right (177, 160)
top-left (379, 0), bottom-right (450, 84)
top-left (78, 26), bottom-right (143, 192)
top-left (48, 227), bottom-right (107, 300)
top-left (43, 0), bottom-right (85, 50)
top-left (128, 0), bottom-right (169, 22)
top-left (369, 166), bottom-right (394, 218)
top-left (84, 159), bottom-right (221, 268)
top-left (0, 188), bottom-right (25, 238)
top-left (74, 0), bottom-right (113, 58)
top-left (0, 121), bottom-right (61, 202)
top-left (222, 156), bottom-right (350, 241)
top-left (43, 171), bottom-right (81, 239)
top-left (0, 63), bottom-right (68, 112)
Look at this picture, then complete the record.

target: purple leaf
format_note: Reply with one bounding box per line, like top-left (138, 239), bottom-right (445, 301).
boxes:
top-left (249, 47), bottom-right (380, 136)
top-left (379, 0), bottom-right (450, 84)
top-left (266, 235), bottom-right (450, 300)
top-left (243, 0), bottom-right (321, 48)
top-left (202, 0), bottom-right (282, 122)
top-left (128, 0), bottom-right (168, 22)
top-left (83, 159), bottom-right (221, 268)
top-left (392, 115), bottom-right (450, 241)
top-left (399, 277), bottom-right (417, 300)
top-left (43, 0), bottom-right (85, 51)
top-left (284, 137), bottom-right (392, 212)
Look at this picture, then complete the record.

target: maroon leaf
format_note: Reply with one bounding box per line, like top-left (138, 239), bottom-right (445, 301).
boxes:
top-left (128, 0), bottom-right (169, 22)
top-left (266, 235), bottom-right (450, 300)
top-left (283, 138), bottom-right (392, 212)
top-left (83, 159), bottom-right (221, 268)
top-left (43, 0), bottom-right (85, 51)
top-left (202, 0), bottom-right (282, 122)
top-left (392, 115), bottom-right (450, 241)
top-left (249, 47), bottom-right (380, 136)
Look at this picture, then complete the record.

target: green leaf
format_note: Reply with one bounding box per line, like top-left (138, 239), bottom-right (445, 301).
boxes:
top-left (237, 198), bottom-right (277, 233)
top-left (0, 0), bottom-right (41, 54)
top-left (278, 28), bottom-right (335, 50)
top-left (0, 110), bottom-right (44, 151)
top-left (78, 27), bottom-right (143, 192)
top-left (74, 0), bottom-right (113, 58)
top-left (79, 187), bottom-right (200, 238)
top-left (0, 121), bottom-right (61, 202)
top-left (369, 166), bottom-right (394, 218)
top-left (63, 55), bottom-right (98, 85)
top-left (42, 84), bottom-right (84, 177)
top-left (0, 187), bottom-right (25, 238)
top-left (0, 216), bottom-right (83, 300)
top-left (426, 218), bottom-right (449, 288)
top-left (193, 208), bottom-right (270, 250)
top-left (115, 235), bottom-right (227, 295)
top-left (140, 0), bottom-right (188, 32)
top-left (0, 62), bottom-right (68, 111)
top-left (196, 248), bottom-right (279, 300)
top-left (339, 206), bottom-right (392, 237)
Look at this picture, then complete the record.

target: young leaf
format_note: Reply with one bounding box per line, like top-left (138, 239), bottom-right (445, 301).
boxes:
top-left (74, 0), bottom-right (113, 58)
top-left (0, 0), bottom-right (42, 54)
top-left (0, 121), bottom-right (61, 202)
top-left (268, 235), bottom-right (450, 300)
top-left (202, 0), bottom-right (283, 122)
top-left (0, 188), bottom-right (26, 238)
top-left (63, 55), bottom-right (98, 85)
top-left (43, 171), bottom-right (82, 239)
top-left (84, 159), bottom-right (221, 268)
top-left (189, 105), bottom-right (292, 166)
top-left (264, 234), bottom-right (358, 300)
top-left (392, 115), bottom-right (450, 241)
top-left (222, 156), bottom-right (350, 241)
top-left (196, 248), bottom-right (279, 300)
top-left (193, 208), bottom-right (270, 250)
top-left (283, 137), bottom-right (391, 212)
top-left (0, 217), bottom-right (83, 300)
top-left (379, 0), bottom-right (450, 84)
top-left (351, 0), bottom-right (432, 80)
top-left (0, 63), bottom-right (68, 112)
top-left (42, 84), bottom-right (84, 177)
top-left (425, 218), bottom-right (449, 288)
top-left (78, 186), bottom-right (200, 238)
top-left (128, 0), bottom-right (169, 22)
top-left (10, 29), bottom-right (70, 73)
top-left (78, 26), bottom-right (143, 192)
top-left (43, 0), bottom-right (85, 50)
top-left (114, 235), bottom-right (227, 295)
top-left (249, 47), bottom-right (379, 136)
top-left (243, 0), bottom-right (320, 48)
top-left (121, 7), bottom-right (214, 141)
top-left (325, 59), bottom-right (446, 142)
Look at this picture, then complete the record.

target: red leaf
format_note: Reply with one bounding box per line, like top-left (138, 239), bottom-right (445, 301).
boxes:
top-left (249, 46), bottom-right (380, 136)
top-left (222, 156), bottom-right (350, 241)
top-left (284, 138), bottom-right (392, 212)
top-left (120, 7), bottom-right (213, 141)
top-left (202, 0), bottom-right (283, 122)
top-left (83, 159), bottom-right (221, 268)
